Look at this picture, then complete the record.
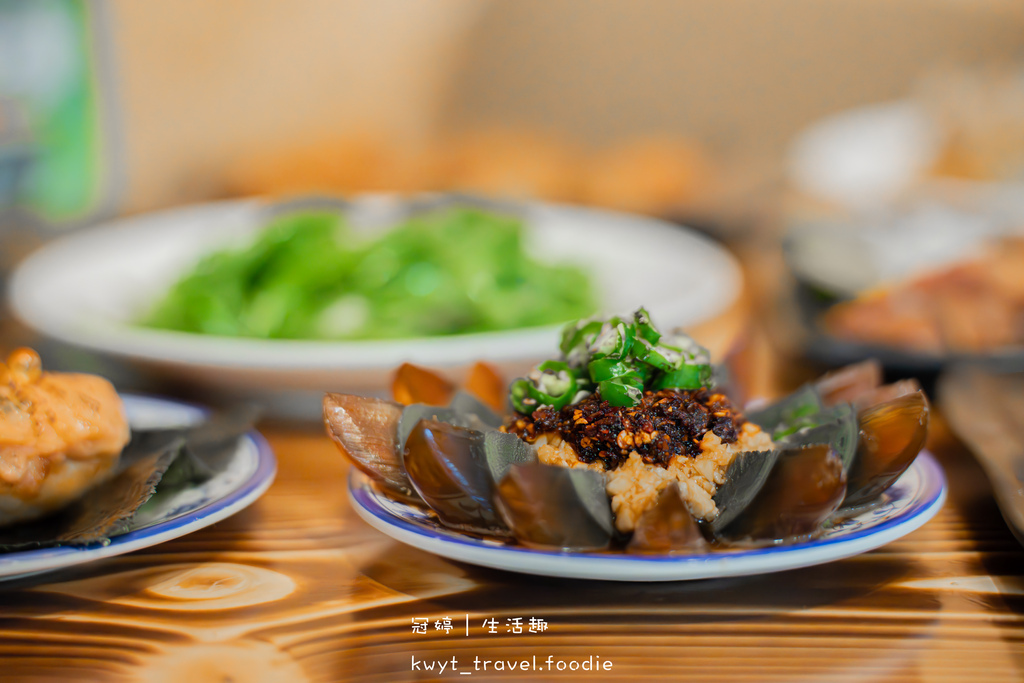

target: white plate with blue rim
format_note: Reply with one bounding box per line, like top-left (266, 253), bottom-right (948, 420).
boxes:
top-left (0, 394), bottom-right (276, 581)
top-left (348, 452), bottom-right (946, 582)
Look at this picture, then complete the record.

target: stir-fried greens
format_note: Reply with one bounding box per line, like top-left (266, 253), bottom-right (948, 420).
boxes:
top-left (143, 208), bottom-right (596, 340)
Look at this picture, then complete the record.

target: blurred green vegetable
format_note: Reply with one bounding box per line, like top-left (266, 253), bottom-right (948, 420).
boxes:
top-left (143, 208), bottom-right (596, 340)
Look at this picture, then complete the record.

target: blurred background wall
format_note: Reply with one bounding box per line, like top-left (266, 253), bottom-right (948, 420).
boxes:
top-left (108, 0), bottom-right (485, 212)
top-left (446, 0), bottom-right (1024, 152)
top-left (98, 0), bottom-right (1024, 213)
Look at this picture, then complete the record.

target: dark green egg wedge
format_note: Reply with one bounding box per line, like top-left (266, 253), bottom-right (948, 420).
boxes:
top-left (707, 449), bottom-right (780, 535)
top-left (494, 463), bottom-right (611, 551)
top-left (715, 444), bottom-right (847, 542)
top-left (566, 464), bottom-right (615, 537)
top-left (448, 391), bottom-right (505, 430)
top-left (397, 391), bottom-right (507, 461)
top-left (403, 419), bottom-right (509, 535)
top-left (397, 405), bottom-right (464, 452)
top-left (746, 385), bottom-right (824, 439)
top-left (843, 390), bottom-right (929, 508)
top-left (323, 393), bottom-right (420, 502)
top-left (779, 402), bottom-right (858, 471)
top-left (483, 430), bottom-right (537, 487)
top-left (628, 482), bottom-right (709, 553)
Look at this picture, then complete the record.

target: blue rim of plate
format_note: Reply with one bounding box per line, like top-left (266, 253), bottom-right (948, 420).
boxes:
top-left (348, 451), bottom-right (946, 581)
top-left (0, 394), bottom-right (276, 574)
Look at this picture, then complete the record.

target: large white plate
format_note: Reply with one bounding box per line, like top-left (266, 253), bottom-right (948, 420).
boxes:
top-left (7, 196), bottom-right (742, 414)
top-left (0, 394), bottom-right (276, 581)
top-left (349, 452), bottom-right (946, 582)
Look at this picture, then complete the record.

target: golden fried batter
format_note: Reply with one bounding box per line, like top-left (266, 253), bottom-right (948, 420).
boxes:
top-left (0, 348), bottom-right (130, 526)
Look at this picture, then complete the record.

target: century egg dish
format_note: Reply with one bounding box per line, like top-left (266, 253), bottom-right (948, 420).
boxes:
top-left (324, 308), bottom-right (930, 552)
top-left (509, 389), bottom-right (771, 533)
top-left (503, 308), bottom-right (772, 534)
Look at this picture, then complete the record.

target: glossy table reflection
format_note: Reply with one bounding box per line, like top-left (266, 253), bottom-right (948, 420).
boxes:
top-left (0, 415), bottom-right (1021, 682)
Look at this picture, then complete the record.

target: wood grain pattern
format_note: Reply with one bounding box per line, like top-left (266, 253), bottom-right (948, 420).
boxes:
top-left (0, 419), bottom-right (1021, 682)
top-left (2, 249), bottom-right (1024, 682)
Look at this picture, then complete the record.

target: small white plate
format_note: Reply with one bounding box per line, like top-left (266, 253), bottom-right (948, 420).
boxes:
top-left (0, 394), bottom-right (276, 581)
top-left (8, 196), bottom-right (742, 416)
top-left (788, 100), bottom-right (942, 210)
top-left (349, 452), bottom-right (946, 582)
top-left (788, 99), bottom-right (1024, 215)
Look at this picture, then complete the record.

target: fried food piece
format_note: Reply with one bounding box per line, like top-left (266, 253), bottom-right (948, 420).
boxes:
top-left (0, 348), bottom-right (130, 526)
top-left (823, 238), bottom-right (1024, 354)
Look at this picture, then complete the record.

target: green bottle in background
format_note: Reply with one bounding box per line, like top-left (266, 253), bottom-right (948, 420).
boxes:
top-left (0, 0), bottom-right (119, 226)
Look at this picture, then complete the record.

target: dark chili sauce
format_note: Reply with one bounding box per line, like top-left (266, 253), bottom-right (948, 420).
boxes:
top-left (506, 388), bottom-right (745, 471)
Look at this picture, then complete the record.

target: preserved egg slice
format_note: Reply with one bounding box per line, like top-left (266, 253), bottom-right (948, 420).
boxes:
top-left (708, 449), bottom-right (779, 535)
top-left (396, 391), bottom-right (505, 454)
top-left (628, 482), bottom-right (709, 553)
top-left (323, 393), bottom-right (419, 501)
top-left (397, 405), bottom-right (466, 453)
top-left (464, 361), bottom-right (507, 414)
top-left (448, 391), bottom-right (504, 430)
top-left (392, 362), bottom-right (455, 406)
top-left (779, 402), bottom-right (858, 471)
top-left (815, 360), bottom-right (883, 407)
top-left (403, 419), bottom-right (508, 535)
top-left (747, 385), bottom-right (823, 439)
top-left (843, 390), bottom-right (929, 508)
top-left (715, 444), bottom-right (847, 542)
top-left (483, 430), bottom-right (537, 486)
top-left (495, 463), bottom-right (612, 551)
top-left (851, 379), bottom-right (922, 412)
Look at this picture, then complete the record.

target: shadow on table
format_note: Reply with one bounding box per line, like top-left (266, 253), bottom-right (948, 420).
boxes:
top-left (329, 545), bottom-right (941, 682)
top-left (410, 551), bottom-right (929, 618)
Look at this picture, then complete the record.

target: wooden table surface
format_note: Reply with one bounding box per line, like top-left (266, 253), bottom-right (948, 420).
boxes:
top-left (1, 254), bottom-right (1023, 682)
top-left (2, 416), bottom-right (1021, 682)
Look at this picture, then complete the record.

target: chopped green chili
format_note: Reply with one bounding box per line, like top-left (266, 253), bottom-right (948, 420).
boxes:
top-left (510, 308), bottom-right (716, 414)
